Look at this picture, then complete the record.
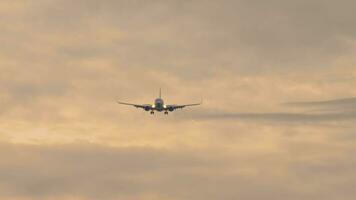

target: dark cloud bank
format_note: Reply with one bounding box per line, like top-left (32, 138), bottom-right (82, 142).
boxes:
top-left (186, 97), bottom-right (356, 122)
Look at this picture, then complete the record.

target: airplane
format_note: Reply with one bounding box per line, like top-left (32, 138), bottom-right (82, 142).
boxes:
top-left (117, 89), bottom-right (202, 115)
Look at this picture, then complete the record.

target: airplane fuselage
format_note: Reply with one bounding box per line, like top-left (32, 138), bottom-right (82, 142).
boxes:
top-left (154, 98), bottom-right (165, 111)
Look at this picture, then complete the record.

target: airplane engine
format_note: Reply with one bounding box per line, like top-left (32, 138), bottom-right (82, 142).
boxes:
top-left (144, 107), bottom-right (150, 111)
top-left (168, 107), bottom-right (174, 112)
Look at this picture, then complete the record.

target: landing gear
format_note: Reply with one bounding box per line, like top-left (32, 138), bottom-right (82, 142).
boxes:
top-left (150, 111), bottom-right (154, 115)
top-left (164, 111), bottom-right (168, 115)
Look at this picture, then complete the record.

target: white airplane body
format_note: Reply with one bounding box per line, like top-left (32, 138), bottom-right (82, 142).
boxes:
top-left (117, 89), bottom-right (202, 115)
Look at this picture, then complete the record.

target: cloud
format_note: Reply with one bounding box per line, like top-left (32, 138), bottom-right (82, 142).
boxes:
top-left (0, 142), bottom-right (355, 200)
top-left (0, 142), bottom-right (262, 199)
top-left (1, 1), bottom-right (356, 199)
top-left (3, 0), bottom-right (356, 76)
top-left (0, 143), bottom-right (208, 199)
top-left (285, 97), bottom-right (356, 114)
top-left (286, 97), bottom-right (356, 108)
top-left (188, 110), bottom-right (356, 122)
top-left (184, 96), bottom-right (356, 122)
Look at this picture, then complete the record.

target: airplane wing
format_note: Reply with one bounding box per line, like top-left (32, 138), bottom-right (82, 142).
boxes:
top-left (165, 102), bottom-right (202, 111)
top-left (117, 101), bottom-right (152, 110)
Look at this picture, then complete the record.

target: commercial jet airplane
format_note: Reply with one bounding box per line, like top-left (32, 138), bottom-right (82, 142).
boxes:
top-left (117, 89), bottom-right (202, 114)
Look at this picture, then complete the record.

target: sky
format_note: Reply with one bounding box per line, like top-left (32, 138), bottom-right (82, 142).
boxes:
top-left (1, 0), bottom-right (356, 199)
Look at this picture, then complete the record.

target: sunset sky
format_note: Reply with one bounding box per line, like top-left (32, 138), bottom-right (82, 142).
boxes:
top-left (1, 0), bottom-right (356, 199)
